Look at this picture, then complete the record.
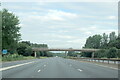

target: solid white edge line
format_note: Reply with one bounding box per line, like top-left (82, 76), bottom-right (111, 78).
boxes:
top-left (0, 61), bottom-right (35, 71)
top-left (95, 64), bottom-right (119, 70)
top-left (79, 60), bottom-right (119, 70)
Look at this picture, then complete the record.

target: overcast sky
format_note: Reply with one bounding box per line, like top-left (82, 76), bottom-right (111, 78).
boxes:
top-left (2, 1), bottom-right (118, 49)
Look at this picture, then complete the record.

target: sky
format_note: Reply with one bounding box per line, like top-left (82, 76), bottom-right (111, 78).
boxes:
top-left (2, 1), bottom-right (118, 49)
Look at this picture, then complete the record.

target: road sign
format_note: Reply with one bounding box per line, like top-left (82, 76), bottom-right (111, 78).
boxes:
top-left (2, 50), bottom-right (7, 54)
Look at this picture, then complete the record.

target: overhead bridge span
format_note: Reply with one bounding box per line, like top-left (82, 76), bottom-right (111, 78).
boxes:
top-left (32, 48), bottom-right (100, 52)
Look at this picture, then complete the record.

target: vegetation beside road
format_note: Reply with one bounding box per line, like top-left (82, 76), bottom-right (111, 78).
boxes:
top-left (2, 54), bottom-right (37, 61)
top-left (81, 32), bottom-right (120, 58)
top-left (0, 8), bottom-right (119, 62)
top-left (1, 9), bottom-right (53, 61)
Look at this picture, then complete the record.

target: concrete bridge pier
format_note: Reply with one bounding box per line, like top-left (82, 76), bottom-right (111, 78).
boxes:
top-left (92, 52), bottom-right (95, 58)
top-left (65, 51), bottom-right (67, 57)
top-left (34, 51), bottom-right (37, 57)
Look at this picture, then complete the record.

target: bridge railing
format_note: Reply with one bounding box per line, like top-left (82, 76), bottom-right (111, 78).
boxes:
top-left (32, 48), bottom-right (100, 52)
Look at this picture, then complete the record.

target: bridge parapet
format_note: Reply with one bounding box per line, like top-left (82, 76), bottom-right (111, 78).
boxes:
top-left (32, 48), bottom-right (100, 52)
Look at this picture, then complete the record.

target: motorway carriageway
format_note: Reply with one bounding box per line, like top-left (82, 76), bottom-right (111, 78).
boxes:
top-left (0, 57), bottom-right (118, 78)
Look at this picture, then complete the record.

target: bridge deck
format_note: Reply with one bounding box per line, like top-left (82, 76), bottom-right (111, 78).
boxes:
top-left (32, 48), bottom-right (100, 52)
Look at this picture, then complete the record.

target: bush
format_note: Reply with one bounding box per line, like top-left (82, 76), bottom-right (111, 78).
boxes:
top-left (117, 49), bottom-right (120, 58)
top-left (2, 54), bottom-right (24, 61)
top-left (94, 49), bottom-right (106, 58)
top-left (107, 47), bottom-right (117, 58)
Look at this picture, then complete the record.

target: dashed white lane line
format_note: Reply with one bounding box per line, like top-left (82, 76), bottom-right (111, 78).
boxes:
top-left (38, 70), bottom-right (41, 72)
top-left (0, 61), bottom-right (35, 71)
top-left (44, 65), bottom-right (46, 67)
top-left (77, 69), bottom-right (83, 72)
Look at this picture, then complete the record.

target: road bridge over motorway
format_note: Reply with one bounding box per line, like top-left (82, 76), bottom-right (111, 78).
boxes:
top-left (32, 48), bottom-right (100, 58)
top-left (32, 48), bottom-right (100, 52)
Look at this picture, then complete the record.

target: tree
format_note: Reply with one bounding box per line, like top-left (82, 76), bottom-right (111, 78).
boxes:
top-left (107, 47), bottom-right (117, 58)
top-left (101, 33), bottom-right (108, 48)
top-left (81, 52), bottom-right (92, 57)
top-left (117, 49), bottom-right (120, 58)
top-left (2, 9), bottom-right (21, 53)
top-left (21, 41), bottom-right (31, 46)
top-left (84, 36), bottom-right (93, 48)
top-left (109, 32), bottom-right (117, 42)
top-left (107, 35), bottom-right (120, 49)
top-left (83, 35), bottom-right (102, 58)
top-left (83, 32), bottom-right (119, 58)
top-left (94, 49), bottom-right (106, 58)
top-left (17, 43), bottom-right (27, 56)
top-left (84, 35), bottom-right (102, 49)
top-left (31, 43), bottom-right (48, 49)
top-left (17, 42), bottom-right (32, 56)
top-left (0, 10), bottom-right (2, 52)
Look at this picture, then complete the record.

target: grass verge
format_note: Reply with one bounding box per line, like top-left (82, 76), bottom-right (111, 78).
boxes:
top-left (2, 54), bottom-right (37, 62)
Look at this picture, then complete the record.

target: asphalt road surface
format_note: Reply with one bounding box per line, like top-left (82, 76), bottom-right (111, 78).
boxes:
top-left (1, 57), bottom-right (118, 78)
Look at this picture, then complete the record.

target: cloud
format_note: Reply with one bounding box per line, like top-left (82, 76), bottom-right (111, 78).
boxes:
top-left (67, 39), bottom-right (85, 43)
top-left (48, 9), bottom-right (78, 19)
top-left (3, 2), bottom-right (118, 49)
top-left (44, 9), bottom-right (78, 21)
top-left (17, 9), bottom-right (78, 22)
top-left (85, 32), bottom-right (92, 35)
top-left (107, 16), bottom-right (116, 20)
top-left (3, 0), bottom-right (119, 2)
top-left (76, 25), bottom-right (117, 36)
top-left (76, 25), bottom-right (97, 32)
top-left (50, 34), bottom-right (77, 39)
top-left (47, 40), bottom-right (60, 42)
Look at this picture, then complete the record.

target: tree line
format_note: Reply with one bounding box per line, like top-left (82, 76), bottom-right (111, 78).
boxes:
top-left (1, 9), bottom-right (53, 57)
top-left (1, 8), bottom-right (119, 58)
top-left (17, 41), bottom-right (53, 57)
top-left (82, 32), bottom-right (120, 58)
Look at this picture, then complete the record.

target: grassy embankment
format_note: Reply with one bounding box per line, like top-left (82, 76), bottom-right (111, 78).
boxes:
top-left (1, 54), bottom-right (36, 62)
top-left (1, 54), bottom-right (47, 62)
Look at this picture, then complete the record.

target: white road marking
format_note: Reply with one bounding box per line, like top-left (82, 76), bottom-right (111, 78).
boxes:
top-left (95, 64), bottom-right (119, 70)
top-left (38, 70), bottom-right (41, 72)
top-left (44, 65), bottom-right (46, 67)
top-left (0, 61), bottom-right (35, 71)
top-left (79, 60), bottom-right (119, 70)
top-left (77, 69), bottom-right (83, 72)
